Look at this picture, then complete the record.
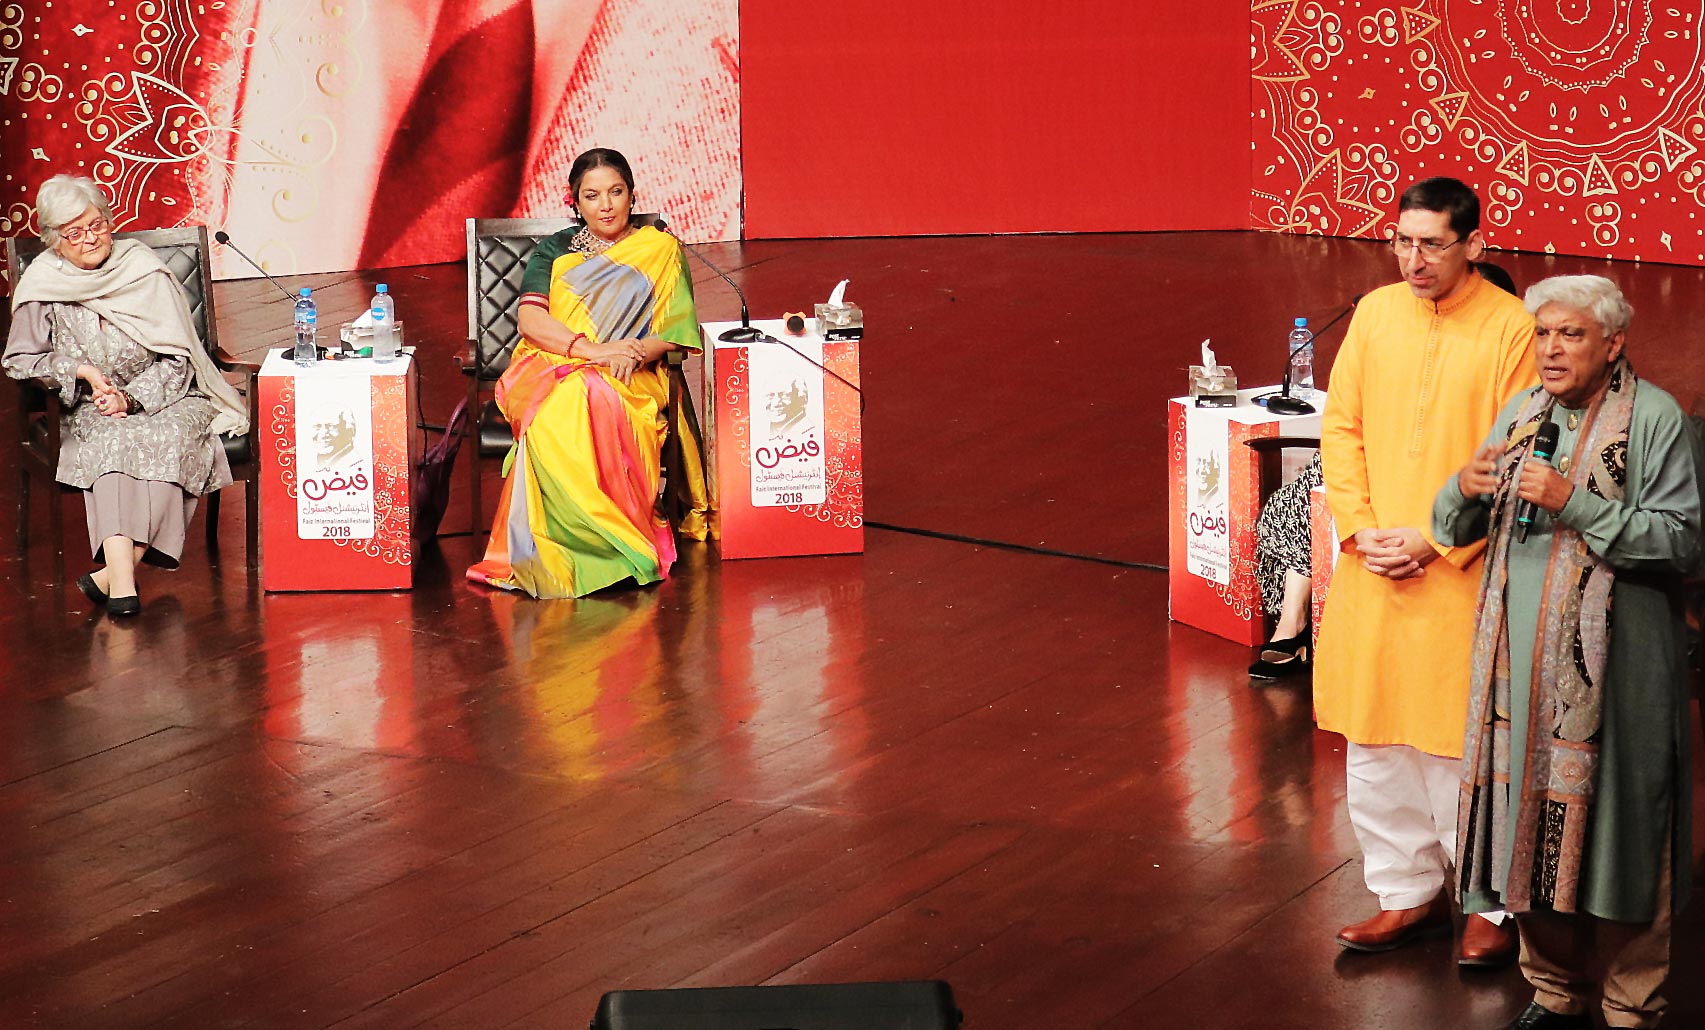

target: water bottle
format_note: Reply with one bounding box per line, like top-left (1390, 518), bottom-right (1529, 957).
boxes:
top-left (293, 288), bottom-right (317, 368)
top-left (369, 282), bottom-right (398, 362)
top-left (1287, 316), bottom-right (1314, 397)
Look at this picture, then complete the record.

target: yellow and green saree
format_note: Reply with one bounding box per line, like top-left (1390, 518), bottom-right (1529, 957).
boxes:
top-left (468, 226), bottom-right (704, 598)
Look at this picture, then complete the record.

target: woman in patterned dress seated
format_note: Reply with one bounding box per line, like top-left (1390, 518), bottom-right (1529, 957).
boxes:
top-left (4, 175), bottom-right (248, 617)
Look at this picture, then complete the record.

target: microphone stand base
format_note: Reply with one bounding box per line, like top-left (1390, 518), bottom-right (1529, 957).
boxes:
top-left (718, 325), bottom-right (767, 343)
top-left (1265, 394), bottom-right (1317, 416)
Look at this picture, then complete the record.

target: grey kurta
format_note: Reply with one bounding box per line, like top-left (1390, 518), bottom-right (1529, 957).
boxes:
top-left (4, 300), bottom-right (230, 494)
top-left (1433, 382), bottom-right (1699, 922)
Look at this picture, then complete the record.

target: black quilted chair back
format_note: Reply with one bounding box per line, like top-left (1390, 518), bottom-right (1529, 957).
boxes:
top-left (465, 213), bottom-right (669, 379)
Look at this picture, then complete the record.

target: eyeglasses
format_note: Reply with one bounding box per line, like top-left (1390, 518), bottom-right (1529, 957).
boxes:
top-left (1390, 235), bottom-right (1464, 260)
top-left (59, 217), bottom-right (112, 245)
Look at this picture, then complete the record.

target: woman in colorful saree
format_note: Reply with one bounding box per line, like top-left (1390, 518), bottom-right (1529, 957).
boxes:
top-left (468, 148), bottom-right (704, 598)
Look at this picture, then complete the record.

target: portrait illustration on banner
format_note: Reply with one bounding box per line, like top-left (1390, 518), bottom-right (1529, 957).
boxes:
top-left (749, 345), bottom-right (828, 508)
top-left (295, 377), bottom-right (377, 541)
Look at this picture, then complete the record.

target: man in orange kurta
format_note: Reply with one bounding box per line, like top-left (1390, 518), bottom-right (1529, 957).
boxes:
top-left (1315, 178), bottom-right (1536, 965)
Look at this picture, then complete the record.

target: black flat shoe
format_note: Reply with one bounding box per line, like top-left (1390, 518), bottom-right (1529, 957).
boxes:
top-left (106, 596), bottom-right (141, 618)
top-left (77, 573), bottom-right (109, 607)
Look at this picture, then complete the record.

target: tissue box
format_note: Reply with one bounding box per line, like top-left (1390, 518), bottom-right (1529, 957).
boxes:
top-left (814, 302), bottom-right (862, 341)
top-left (340, 320), bottom-right (405, 345)
top-left (1190, 364), bottom-right (1237, 407)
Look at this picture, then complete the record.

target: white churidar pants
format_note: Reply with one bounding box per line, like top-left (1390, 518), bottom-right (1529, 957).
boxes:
top-left (1345, 742), bottom-right (1506, 923)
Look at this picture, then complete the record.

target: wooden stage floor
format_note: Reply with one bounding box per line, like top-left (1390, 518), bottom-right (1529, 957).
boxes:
top-left (0, 231), bottom-right (1700, 1028)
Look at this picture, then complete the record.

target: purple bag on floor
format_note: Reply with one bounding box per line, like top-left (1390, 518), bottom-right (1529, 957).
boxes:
top-left (411, 396), bottom-right (469, 540)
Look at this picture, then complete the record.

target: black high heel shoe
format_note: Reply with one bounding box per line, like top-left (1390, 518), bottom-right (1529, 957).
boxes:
top-left (1249, 629), bottom-right (1312, 680)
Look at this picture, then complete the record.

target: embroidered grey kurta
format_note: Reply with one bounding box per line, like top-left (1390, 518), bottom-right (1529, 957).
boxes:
top-left (4, 300), bottom-right (230, 494)
top-left (1434, 382), bottom-right (1698, 922)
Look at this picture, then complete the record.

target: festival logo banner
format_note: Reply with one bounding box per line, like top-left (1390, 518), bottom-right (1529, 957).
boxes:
top-left (294, 374), bottom-right (376, 540)
top-left (1185, 407), bottom-right (1232, 586)
top-left (747, 340), bottom-right (828, 508)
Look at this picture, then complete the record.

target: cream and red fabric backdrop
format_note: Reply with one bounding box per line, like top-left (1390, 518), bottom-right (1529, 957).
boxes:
top-left (1253, 0), bottom-right (1705, 264)
top-left (10, 1), bottom-right (1702, 271)
top-left (1, 0), bottom-right (739, 279)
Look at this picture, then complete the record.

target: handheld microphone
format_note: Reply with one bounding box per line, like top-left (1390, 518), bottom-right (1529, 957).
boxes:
top-left (1515, 420), bottom-right (1560, 542)
top-left (213, 230), bottom-right (295, 303)
top-left (1266, 292), bottom-right (1364, 416)
top-left (679, 241), bottom-right (765, 342)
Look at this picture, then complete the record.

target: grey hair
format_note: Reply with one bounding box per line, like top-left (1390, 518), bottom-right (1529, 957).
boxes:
top-left (1522, 274), bottom-right (1634, 336)
top-left (37, 174), bottom-right (114, 247)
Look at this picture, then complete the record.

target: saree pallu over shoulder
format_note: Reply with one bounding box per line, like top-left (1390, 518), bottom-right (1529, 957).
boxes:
top-left (535, 226), bottom-right (701, 352)
top-left (467, 227), bottom-right (701, 599)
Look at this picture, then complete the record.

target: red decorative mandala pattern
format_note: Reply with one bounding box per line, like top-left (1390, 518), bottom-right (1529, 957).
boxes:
top-left (1254, 0), bottom-right (1705, 264)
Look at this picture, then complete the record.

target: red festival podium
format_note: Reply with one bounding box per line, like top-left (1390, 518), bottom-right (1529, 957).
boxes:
top-left (258, 350), bottom-right (418, 591)
top-left (1167, 388), bottom-right (1321, 645)
top-left (700, 319), bottom-right (863, 559)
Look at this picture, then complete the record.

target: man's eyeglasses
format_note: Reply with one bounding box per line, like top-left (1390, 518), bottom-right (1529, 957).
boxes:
top-left (1390, 235), bottom-right (1464, 260)
top-left (59, 218), bottom-right (113, 245)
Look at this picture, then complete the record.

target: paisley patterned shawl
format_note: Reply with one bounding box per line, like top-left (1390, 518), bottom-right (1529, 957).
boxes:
top-left (1457, 357), bottom-right (1635, 913)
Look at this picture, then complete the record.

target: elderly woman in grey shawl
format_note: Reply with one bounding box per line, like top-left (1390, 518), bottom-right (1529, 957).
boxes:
top-left (4, 175), bottom-right (248, 617)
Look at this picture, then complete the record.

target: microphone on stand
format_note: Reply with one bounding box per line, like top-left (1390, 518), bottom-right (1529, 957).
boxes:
top-left (680, 242), bottom-right (765, 342)
top-left (1266, 292), bottom-right (1363, 416)
top-left (1515, 420), bottom-right (1560, 542)
top-left (213, 231), bottom-right (295, 303)
top-left (673, 229), bottom-right (866, 410)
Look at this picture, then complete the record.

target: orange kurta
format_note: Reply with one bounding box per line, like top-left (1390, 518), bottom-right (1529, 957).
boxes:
top-left (1314, 274), bottom-right (1536, 757)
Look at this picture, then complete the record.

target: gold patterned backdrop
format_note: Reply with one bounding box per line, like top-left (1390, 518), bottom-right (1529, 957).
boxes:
top-left (1, 0), bottom-right (740, 280)
top-left (1253, 0), bottom-right (1705, 263)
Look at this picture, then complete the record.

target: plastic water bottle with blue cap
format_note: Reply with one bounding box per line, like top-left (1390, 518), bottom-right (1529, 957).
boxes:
top-left (293, 288), bottom-right (317, 368)
top-left (1287, 316), bottom-right (1314, 399)
top-left (370, 283), bottom-right (398, 362)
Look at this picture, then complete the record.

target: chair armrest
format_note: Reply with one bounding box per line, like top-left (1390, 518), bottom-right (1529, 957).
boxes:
top-left (1244, 435), bottom-right (1321, 454)
top-left (212, 346), bottom-right (262, 376)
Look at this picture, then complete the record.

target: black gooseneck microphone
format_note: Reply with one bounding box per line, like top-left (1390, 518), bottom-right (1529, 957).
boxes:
top-left (679, 241), bottom-right (765, 342)
top-left (213, 230), bottom-right (295, 302)
top-left (1267, 292), bottom-right (1364, 416)
top-left (1515, 419), bottom-right (1560, 542)
top-left (671, 228), bottom-right (865, 410)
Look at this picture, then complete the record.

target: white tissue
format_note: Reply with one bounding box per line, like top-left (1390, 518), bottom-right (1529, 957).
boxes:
top-left (1200, 339), bottom-right (1219, 375)
top-left (827, 279), bottom-right (849, 307)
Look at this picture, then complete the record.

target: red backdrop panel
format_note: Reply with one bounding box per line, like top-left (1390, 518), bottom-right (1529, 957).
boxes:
top-left (1253, 0), bottom-right (1705, 265)
top-left (740, 0), bottom-right (1251, 238)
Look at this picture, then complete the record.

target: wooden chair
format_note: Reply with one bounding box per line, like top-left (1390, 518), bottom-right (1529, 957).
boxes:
top-left (5, 226), bottom-right (262, 578)
top-left (462, 214), bottom-right (700, 532)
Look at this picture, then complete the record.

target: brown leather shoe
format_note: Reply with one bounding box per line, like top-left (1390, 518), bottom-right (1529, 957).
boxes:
top-left (1458, 913), bottom-right (1518, 967)
top-left (1335, 894), bottom-right (1451, 952)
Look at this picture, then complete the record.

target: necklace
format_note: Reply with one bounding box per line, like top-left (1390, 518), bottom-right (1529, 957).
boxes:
top-left (573, 224), bottom-right (636, 256)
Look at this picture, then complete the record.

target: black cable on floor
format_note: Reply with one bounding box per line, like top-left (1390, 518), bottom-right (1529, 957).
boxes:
top-left (865, 521), bottom-right (1168, 572)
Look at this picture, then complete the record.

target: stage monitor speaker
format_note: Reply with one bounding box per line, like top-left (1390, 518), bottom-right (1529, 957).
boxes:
top-left (590, 979), bottom-right (962, 1029)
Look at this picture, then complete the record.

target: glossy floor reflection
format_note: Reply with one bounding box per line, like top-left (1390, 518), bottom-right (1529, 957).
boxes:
top-left (0, 232), bottom-right (1699, 1028)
